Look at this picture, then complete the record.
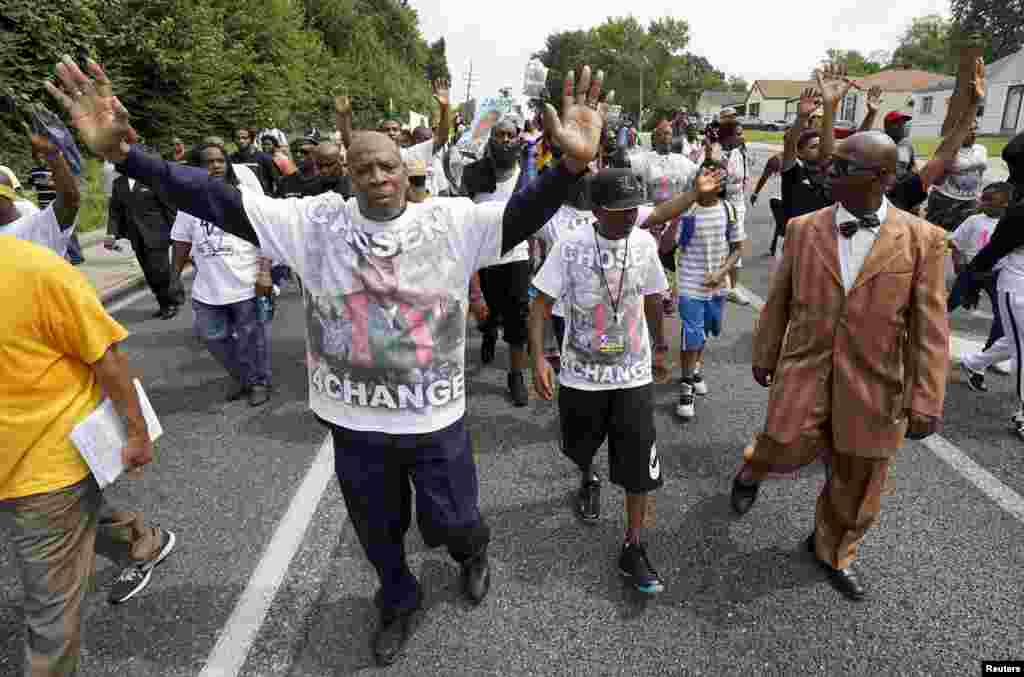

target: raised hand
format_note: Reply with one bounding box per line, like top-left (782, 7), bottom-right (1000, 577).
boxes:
top-left (432, 79), bottom-right (451, 108)
top-left (542, 65), bottom-right (613, 174)
top-left (44, 55), bottom-right (137, 162)
top-left (970, 57), bottom-right (985, 102)
top-left (334, 94), bottom-right (352, 117)
top-left (816, 63), bottom-right (853, 109)
top-left (797, 87), bottom-right (820, 118)
top-left (866, 86), bottom-right (883, 114)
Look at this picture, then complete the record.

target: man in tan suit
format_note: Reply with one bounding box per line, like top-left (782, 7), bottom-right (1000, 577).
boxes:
top-left (730, 131), bottom-right (950, 601)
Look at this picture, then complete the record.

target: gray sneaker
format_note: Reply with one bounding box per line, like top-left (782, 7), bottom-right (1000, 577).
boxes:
top-left (109, 528), bottom-right (177, 604)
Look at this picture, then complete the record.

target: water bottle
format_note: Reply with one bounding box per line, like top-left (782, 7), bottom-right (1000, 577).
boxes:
top-left (256, 295), bottom-right (275, 323)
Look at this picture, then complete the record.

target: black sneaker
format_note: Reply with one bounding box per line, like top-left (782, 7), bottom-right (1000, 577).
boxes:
top-left (676, 379), bottom-right (695, 420)
top-left (508, 371), bottom-right (528, 407)
top-left (373, 594), bottom-right (422, 666)
top-left (961, 363), bottom-right (988, 392)
top-left (109, 528), bottom-right (177, 604)
top-left (618, 542), bottom-right (665, 594)
top-left (576, 475), bottom-right (601, 522)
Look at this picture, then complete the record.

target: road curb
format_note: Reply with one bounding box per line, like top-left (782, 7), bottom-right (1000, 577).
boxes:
top-left (100, 269), bottom-right (196, 307)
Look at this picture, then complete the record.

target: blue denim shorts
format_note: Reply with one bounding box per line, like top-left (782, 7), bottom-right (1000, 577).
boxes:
top-left (678, 294), bottom-right (724, 350)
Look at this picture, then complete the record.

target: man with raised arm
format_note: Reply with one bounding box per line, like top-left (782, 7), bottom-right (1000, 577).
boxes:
top-left (46, 56), bottom-right (610, 667)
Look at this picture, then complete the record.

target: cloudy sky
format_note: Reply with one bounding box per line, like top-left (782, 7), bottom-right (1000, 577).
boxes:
top-left (411, 0), bottom-right (951, 103)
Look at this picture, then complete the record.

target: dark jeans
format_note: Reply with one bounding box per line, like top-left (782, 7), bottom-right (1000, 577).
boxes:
top-left (192, 297), bottom-right (272, 387)
top-left (479, 260), bottom-right (531, 348)
top-left (949, 270), bottom-right (1003, 349)
top-left (769, 198), bottom-right (786, 256)
top-left (329, 417), bottom-right (490, 613)
top-left (65, 231), bottom-right (85, 265)
top-left (128, 232), bottom-right (184, 309)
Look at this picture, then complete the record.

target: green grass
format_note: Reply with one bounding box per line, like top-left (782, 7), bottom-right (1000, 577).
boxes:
top-left (742, 129), bottom-right (1009, 161)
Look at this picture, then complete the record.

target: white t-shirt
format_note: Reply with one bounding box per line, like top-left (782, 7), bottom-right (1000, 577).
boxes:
top-left (0, 204), bottom-right (73, 257)
top-left (233, 164), bottom-right (265, 193)
top-left (630, 150), bottom-right (697, 205)
top-left (14, 200), bottom-right (40, 217)
top-left (533, 226), bottom-right (668, 391)
top-left (402, 140), bottom-right (450, 196)
top-left (171, 213), bottom-right (263, 305)
top-left (935, 145), bottom-right (988, 201)
top-left (949, 213), bottom-right (998, 264)
top-left (676, 201), bottom-right (746, 300)
top-left (474, 166), bottom-right (528, 264)
top-left (242, 193), bottom-right (504, 433)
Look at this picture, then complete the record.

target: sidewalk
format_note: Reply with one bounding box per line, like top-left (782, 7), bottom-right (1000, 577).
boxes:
top-left (74, 230), bottom-right (149, 303)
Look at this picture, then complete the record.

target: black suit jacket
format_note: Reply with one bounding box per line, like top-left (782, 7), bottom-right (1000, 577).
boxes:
top-left (107, 175), bottom-right (177, 249)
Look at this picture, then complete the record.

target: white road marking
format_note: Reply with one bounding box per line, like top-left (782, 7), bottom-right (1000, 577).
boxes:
top-left (198, 435), bottom-right (335, 677)
top-left (738, 284), bottom-right (1024, 526)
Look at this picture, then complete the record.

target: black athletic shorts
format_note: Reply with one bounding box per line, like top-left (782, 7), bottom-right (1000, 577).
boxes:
top-left (558, 383), bottom-right (662, 494)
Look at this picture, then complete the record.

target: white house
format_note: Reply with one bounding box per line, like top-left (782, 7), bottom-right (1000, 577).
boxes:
top-left (745, 80), bottom-right (815, 122)
top-left (910, 48), bottom-right (1024, 138)
top-left (835, 67), bottom-right (949, 128)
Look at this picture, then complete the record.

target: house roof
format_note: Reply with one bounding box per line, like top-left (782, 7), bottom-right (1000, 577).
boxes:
top-left (913, 47), bottom-right (1024, 94)
top-left (750, 80), bottom-right (815, 100)
top-left (698, 90), bottom-right (738, 108)
top-left (855, 68), bottom-right (949, 93)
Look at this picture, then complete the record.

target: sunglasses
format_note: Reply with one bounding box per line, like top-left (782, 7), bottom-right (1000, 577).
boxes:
top-left (828, 156), bottom-right (880, 179)
top-left (410, 175), bottom-right (427, 188)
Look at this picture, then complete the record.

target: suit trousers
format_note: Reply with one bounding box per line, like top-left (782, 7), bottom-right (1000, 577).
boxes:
top-left (479, 260), bottom-right (531, 348)
top-left (0, 477), bottom-right (164, 677)
top-left (127, 231), bottom-right (183, 309)
top-left (329, 417), bottom-right (490, 614)
top-left (741, 386), bottom-right (891, 569)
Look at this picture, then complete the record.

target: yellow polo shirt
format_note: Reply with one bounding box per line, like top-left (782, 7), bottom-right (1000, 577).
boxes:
top-left (0, 235), bottom-right (129, 500)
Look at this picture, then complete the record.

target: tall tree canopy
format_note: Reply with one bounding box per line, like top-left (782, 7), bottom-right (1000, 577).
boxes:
top-left (0, 0), bottom-right (449, 172)
top-left (891, 15), bottom-right (957, 74)
top-left (532, 15), bottom-right (738, 129)
top-left (823, 49), bottom-right (886, 75)
top-left (951, 0), bottom-right (1024, 63)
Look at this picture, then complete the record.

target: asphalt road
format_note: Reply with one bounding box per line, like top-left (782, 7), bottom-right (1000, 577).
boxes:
top-left (2, 188), bottom-right (1023, 676)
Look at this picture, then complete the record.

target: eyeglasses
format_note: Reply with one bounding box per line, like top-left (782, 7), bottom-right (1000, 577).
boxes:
top-left (410, 176), bottom-right (427, 188)
top-left (828, 156), bottom-right (880, 179)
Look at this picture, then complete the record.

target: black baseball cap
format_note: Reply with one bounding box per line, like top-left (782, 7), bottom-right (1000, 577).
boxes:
top-left (589, 168), bottom-right (644, 211)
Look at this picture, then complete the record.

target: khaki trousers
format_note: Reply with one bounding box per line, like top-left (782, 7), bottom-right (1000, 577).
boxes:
top-left (742, 389), bottom-right (892, 570)
top-left (0, 477), bottom-right (162, 677)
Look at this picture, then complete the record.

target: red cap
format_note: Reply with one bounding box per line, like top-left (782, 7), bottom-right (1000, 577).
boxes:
top-left (884, 111), bottom-right (912, 124)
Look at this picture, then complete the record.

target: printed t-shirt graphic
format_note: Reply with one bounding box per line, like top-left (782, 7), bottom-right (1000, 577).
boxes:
top-left (243, 193), bottom-right (503, 433)
top-left (532, 225), bottom-right (668, 391)
top-left (171, 213), bottom-right (263, 305)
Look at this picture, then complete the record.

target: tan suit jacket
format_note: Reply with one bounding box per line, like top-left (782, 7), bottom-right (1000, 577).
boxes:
top-left (752, 204), bottom-right (949, 459)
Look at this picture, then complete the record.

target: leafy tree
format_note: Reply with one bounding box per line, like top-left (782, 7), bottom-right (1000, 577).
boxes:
top-left (951, 0), bottom-right (1023, 63)
top-left (824, 48), bottom-right (885, 75)
top-left (891, 15), bottom-right (957, 74)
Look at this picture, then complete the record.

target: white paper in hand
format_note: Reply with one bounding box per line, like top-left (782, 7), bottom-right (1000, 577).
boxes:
top-left (70, 379), bottom-right (162, 489)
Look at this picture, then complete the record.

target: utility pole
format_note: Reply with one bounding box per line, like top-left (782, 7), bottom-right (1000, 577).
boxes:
top-left (463, 60), bottom-right (478, 104)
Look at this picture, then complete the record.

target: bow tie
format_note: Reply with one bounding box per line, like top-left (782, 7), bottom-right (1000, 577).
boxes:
top-left (838, 213), bottom-right (881, 238)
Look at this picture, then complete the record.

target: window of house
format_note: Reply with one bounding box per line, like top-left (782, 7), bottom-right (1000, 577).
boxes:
top-left (749, 102), bottom-right (760, 118)
top-left (1003, 86), bottom-right (1023, 134)
top-left (840, 94), bottom-right (858, 122)
top-left (921, 96), bottom-right (934, 115)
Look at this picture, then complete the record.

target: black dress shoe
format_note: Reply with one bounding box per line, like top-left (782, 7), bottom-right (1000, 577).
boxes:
top-left (248, 384), bottom-right (271, 406)
top-left (460, 550), bottom-right (491, 605)
top-left (730, 477), bottom-right (760, 515)
top-left (152, 307), bottom-right (167, 318)
top-left (373, 603), bottom-right (420, 666)
top-left (226, 382), bottom-right (250, 402)
top-left (159, 305), bottom-right (180, 320)
top-left (481, 333), bottom-right (497, 364)
top-left (806, 534), bottom-right (866, 601)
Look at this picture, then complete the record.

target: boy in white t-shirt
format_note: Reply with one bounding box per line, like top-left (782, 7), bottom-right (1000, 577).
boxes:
top-left (530, 168), bottom-right (669, 594)
top-left (171, 143), bottom-right (273, 406)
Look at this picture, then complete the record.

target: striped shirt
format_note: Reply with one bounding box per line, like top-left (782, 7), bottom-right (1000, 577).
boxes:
top-left (27, 167), bottom-right (57, 210)
top-left (676, 201), bottom-right (745, 300)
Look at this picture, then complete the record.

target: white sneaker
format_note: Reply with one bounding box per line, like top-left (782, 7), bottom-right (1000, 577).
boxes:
top-left (691, 373), bottom-right (708, 396)
top-left (676, 381), bottom-right (695, 420)
top-left (727, 287), bottom-right (750, 306)
top-left (992, 360), bottom-right (1012, 375)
